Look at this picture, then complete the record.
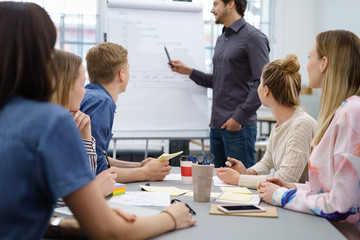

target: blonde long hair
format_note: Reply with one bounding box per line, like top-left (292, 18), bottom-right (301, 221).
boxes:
top-left (51, 49), bottom-right (82, 109)
top-left (312, 30), bottom-right (360, 145)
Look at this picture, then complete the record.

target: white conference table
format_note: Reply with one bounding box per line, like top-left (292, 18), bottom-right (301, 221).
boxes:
top-left (123, 167), bottom-right (346, 240)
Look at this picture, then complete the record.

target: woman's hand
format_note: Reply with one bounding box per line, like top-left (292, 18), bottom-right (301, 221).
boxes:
top-left (216, 167), bottom-right (240, 185)
top-left (161, 202), bottom-right (196, 230)
top-left (225, 157), bottom-right (247, 174)
top-left (94, 167), bottom-right (117, 197)
top-left (257, 181), bottom-right (281, 204)
top-left (71, 110), bottom-right (91, 140)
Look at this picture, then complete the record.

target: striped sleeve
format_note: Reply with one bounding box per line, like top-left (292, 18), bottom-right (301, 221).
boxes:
top-left (83, 137), bottom-right (97, 174)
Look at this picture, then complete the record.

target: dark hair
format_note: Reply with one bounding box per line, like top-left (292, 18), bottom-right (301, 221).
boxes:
top-left (222, 0), bottom-right (247, 17)
top-left (0, 2), bottom-right (57, 107)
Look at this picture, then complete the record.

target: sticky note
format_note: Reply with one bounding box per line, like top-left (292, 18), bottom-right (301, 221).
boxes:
top-left (157, 151), bottom-right (183, 162)
top-left (108, 183), bottom-right (126, 197)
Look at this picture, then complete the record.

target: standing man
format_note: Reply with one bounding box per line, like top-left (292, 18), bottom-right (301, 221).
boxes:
top-left (81, 42), bottom-right (171, 182)
top-left (170, 0), bottom-right (269, 168)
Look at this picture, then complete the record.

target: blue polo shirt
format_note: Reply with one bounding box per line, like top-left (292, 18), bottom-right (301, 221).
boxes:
top-left (80, 83), bottom-right (117, 174)
top-left (0, 95), bottom-right (94, 239)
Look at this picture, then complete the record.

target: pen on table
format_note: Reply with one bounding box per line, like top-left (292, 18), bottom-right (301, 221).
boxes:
top-left (103, 150), bottom-right (111, 168)
top-left (224, 162), bottom-right (235, 168)
top-left (189, 154), bottom-right (196, 164)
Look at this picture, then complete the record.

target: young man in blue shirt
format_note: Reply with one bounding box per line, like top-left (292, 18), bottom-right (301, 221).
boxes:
top-left (81, 42), bottom-right (171, 182)
top-left (170, 0), bottom-right (270, 168)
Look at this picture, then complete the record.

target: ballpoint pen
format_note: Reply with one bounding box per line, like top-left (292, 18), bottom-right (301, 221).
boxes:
top-left (224, 162), bottom-right (236, 168)
top-left (269, 168), bottom-right (275, 177)
top-left (103, 150), bottom-right (111, 168)
top-left (171, 199), bottom-right (196, 215)
top-left (189, 154), bottom-right (196, 164)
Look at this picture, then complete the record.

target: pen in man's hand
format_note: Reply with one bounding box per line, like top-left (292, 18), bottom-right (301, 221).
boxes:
top-left (103, 150), bottom-right (111, 168)
top-left (164, 46), bottom-right (174, 68)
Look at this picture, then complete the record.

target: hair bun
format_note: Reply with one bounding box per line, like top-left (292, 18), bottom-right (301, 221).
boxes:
top-left (280, 54), bottom-right (300, 73)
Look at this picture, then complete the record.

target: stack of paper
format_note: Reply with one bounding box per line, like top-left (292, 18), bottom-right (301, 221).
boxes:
top-left (214, 186), bottom-right (260, 205)
top-left (109, 191), bottom-right (170, 207)
top-left (184, 191), bottom-right (221, 198)
top-left (219, 187), bottom-right (253, 194)
top-left (108, 183), bottom-right (126, 197)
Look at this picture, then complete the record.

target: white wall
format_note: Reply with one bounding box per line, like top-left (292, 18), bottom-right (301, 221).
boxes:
top-left (271, 0), bottom-right (316, 86)
top-left (315, 0), bottom-right (360, 37)
top-left (272, 0), bottom-right (360, 86)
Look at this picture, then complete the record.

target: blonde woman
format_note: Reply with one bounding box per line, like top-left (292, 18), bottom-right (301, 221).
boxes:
top-left (258, 30), bottom-right (360, 223)
top-left (52, 49), bottom-right (117, 197)
top-left (216, 54), bottom-right (317, 189)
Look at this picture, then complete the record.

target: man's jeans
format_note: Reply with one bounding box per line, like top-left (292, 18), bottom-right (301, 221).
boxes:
top-left (210, 125), bottom-right (257, 168)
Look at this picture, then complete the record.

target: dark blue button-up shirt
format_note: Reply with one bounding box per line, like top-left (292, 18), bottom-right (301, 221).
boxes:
top-left (190, 18), bottom-right (270, 128)
top-left (80, 83), bottom-right (117, 174)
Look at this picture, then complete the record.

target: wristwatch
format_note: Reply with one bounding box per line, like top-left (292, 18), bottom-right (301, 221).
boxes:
top-left (51, 216), bottom-right (64, 236)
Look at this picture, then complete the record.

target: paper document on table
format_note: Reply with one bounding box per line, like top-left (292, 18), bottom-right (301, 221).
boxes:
top-left (215, 191), bottom-right (261, 205)
top-left (157, 151), bottom-right (183, 162)
top-left (54, 201), bottom-right (160, 219)
top-left (213, 176), bottom-right (235, 187)
top-left (219, 187), bottom-right (253, 194)
top-left (108, 191), bottom-right (170, 207)
top-left (140, 185), bottom-right (190, 197)
top-left (184, 191), bottom-right (221, 198)
top-left (164, 173), bottom-right (182, 181)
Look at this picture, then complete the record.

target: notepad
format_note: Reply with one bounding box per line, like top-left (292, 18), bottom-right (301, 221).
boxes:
top-left (183, 191), bottom-right (221, 198)
top-left (214, 191), bottom-right (261, 205)
top-left (140, 185), bottom-right (190, 197)
top-left (219, 187), bottom-right (253, 194)
top-left (157, 151), bottom-right (183, 162)
top-left (218, 191), bottom-right (254, 202)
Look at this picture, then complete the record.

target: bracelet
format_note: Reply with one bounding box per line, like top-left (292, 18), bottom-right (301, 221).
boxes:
top-left (161, 210), bottom-right (176, 231)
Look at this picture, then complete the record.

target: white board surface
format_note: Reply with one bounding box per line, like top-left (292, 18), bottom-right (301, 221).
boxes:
top-left (105, 0), bottom-right (209, 138)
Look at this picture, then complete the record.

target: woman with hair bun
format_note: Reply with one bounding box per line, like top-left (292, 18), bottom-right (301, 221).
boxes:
top-left (258, 30), bottom-right (360, 223)
top-left (216, 54), bottom-right (317, 189)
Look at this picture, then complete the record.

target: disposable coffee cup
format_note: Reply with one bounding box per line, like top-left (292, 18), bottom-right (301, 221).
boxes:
top-left (180, 155), bottom-right (193, 184)
top-left (192, 164), bottom-right (214, 202)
